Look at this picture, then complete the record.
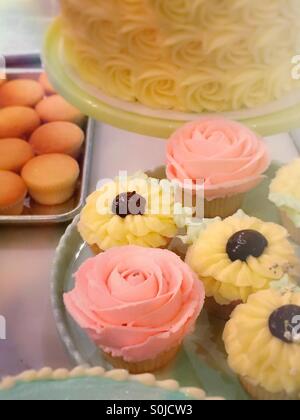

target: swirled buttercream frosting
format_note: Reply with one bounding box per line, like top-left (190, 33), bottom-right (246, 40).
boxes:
top-left (64, 246), bottom-right (205, 362)
top-left (60, 0), bottom-right (300, 112)
top-left (223, 288), bottom-right (300, 395)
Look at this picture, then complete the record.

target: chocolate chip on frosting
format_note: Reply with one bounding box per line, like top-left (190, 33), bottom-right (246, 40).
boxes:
top-left (269, 305), bottom-right (300, 344)
top-left (226, 229), bottom-right (268, 262)
top-left (112, 191), bottom-right (146, 218)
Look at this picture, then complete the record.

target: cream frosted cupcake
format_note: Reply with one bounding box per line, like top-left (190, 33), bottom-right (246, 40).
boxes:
top-left (269, 159), bottom-right (300, 245)
top-left (78, 173), bottom-right (179, 253)
top-left (223, 281), bottom-right (300, 400)
top-left (166, 118), bottom-right (270, 218)
top-left (185, 210), bottom-right (299, 320)
top-left (64, 246), bottom-right (205, 374)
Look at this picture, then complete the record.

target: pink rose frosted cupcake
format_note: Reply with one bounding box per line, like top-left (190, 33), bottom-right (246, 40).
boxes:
top-left (166, 117), bottom-right (270, 218)
top-left (64, 246), bottom-right (205, 374)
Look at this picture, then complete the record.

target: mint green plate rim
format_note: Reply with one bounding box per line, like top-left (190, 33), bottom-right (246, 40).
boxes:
top-left (44, 19), bottom-right (300, 139)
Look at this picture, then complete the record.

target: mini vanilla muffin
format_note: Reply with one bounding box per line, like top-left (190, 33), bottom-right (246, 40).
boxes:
top-left (0, 170), bottom-right (27, 215)
top-left (38, 72), bottom-right (56, 95)
top-left (35, 95), bottom-right (85, 126)
top-left (0, 79), bottom-right (44, 107)
top-left (0, 107), bottom-right (40, 139)
top-left (0, 139), bottom-right (34, 172)
top-left (21, 154), bottom-right (80, 205)
top-left (29, 122), bottom-right (84, 158)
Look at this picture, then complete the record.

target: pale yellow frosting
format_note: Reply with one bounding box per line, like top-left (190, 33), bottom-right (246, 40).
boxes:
top-left (60, 0), bottom-right (300, 112)
top-left (223, 289), bottom-right (300, 395)
top-left (269, 159), bottom-right (300, 228)
top-left (78, 174), bottom-right (178, 250)
top-left (185, 212), bottom-right (298, 305)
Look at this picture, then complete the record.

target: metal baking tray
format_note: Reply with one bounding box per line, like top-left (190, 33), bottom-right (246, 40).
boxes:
top-left (0, 60), bottom-right (94, 225)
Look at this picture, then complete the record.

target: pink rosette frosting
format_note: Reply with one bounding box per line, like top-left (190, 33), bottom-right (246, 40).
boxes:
top-left (64, 246), bottom-right (204, 362)
top-left (166, 117), bottom-right (270, 200)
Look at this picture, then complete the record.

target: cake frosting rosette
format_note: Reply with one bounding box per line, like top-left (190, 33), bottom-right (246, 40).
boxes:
top-left (166, 117), bottom-right (270, 218)
top-left (60, 0), bottom-right (300, 113)
top-left (64, 245), bottom-right (205, 373)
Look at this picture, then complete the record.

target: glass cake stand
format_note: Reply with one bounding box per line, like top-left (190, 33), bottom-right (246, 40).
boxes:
top-left (44, 19), bottom-right (300, 139)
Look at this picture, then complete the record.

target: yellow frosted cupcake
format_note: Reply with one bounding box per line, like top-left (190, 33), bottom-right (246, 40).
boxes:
top-left (269, 159), bottom-right (300, 245)
top-left (78, 173), bottom-right (178, 253)
top-left (223, 281), bottom-right (300, 400)
top-left (185, 210), bottom-right (299, 320)
top-left (0, 79), bottom-right (44, 107)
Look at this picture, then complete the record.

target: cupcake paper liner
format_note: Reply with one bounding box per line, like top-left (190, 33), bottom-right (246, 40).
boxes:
top-left (176, 184), bottom-right (245, 219)
top-left (147, 165), bottom-right (245, 219)
top-left (89, 244), bottom-right (103, 255)
top-left (203, 194), bottom-right (245, 219)
top-left (240, 376), bottom-right (299, 401)
top-left (205, 297), bottom-right (242, 321)
top-left (103, 346), bottom-right (180, 374)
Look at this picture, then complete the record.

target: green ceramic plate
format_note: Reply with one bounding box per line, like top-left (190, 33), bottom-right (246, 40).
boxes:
top-left (51, 163), bottom-right (299, 400)
top-left (44, 19), bottom-right (300, 139)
